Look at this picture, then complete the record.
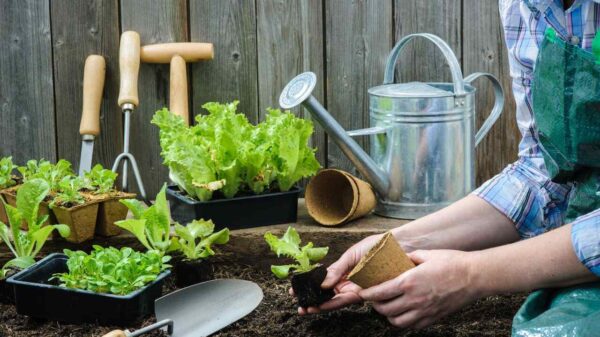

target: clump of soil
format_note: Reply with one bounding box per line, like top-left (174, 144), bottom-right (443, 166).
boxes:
top-left (0, 262), bottom-right (525, 337)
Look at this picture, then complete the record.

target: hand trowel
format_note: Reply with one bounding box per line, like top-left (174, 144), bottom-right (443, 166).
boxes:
top-left (102, 279), bottom-right (264, 337)
top-left (78, 55), bottom-right (106, 176)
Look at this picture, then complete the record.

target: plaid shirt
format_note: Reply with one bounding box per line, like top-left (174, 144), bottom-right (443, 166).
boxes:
top-left (474, 0), bottom-right (600, 276)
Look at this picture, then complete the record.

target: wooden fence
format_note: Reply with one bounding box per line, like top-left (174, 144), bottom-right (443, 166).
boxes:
top-left (0, 0), bottom-right (520, 196)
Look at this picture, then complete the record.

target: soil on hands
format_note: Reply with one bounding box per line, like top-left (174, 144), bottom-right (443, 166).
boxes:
top-left (0, 263), bottom-right (525, 337)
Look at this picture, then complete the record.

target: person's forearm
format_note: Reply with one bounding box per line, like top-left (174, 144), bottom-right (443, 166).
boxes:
top-left (391, 195), bottom-right (520, 252)
top-left (470, 224), bottom-right (598, 296)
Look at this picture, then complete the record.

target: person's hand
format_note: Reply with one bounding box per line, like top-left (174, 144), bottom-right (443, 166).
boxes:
top-left (294, 233), bottom-right (384, 315)
top-left (359, 249), bottom-right (479, 329)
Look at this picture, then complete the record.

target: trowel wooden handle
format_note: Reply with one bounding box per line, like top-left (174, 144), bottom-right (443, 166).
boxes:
top-left (141, 42), bottom-right (214, 63)
top-left (102, 330), bottom-right (127, 337)
top-left (118, 31), bottom-right (140, 107)
top-left (80, 55), bottom-right (105, 136)
top-left (169, 55), bottom-right (189, 125)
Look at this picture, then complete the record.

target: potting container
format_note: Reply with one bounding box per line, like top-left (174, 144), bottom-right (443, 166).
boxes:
top-left (1, 189), bottom-right (55, 229)
top-left (95, 192), bottom-right (136, 236)
top-left (166, 185), bottom-right (301, 229)
top-left (0, 193), bottom-right (7, 224)
top-left (52, 202), bottom-right (99, 243)
top-left (172, 256), bottom-right (214, 288)
top-left (291, 264), bottom-right (334, 307)
top-left (0, 272), bottom-right (16, 304)
top-left (7, 253), bottom-right (170, 325)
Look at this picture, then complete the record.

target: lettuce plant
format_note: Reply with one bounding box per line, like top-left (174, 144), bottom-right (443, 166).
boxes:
top-left (52, 246), bottom-right (170, 295)
top-left (168, 219), bottom-right (229, 261)
top-left (18, 159), bottom-right (75, 192)
top-left (0, 179), bottom-right (70, 278)
top-left (152, 101), bottom-right (320, 201)
top-left (0, 156), bottom-right (17, 189)
top-left (115, 184), bottom-right (171, 254)
top-left (50, 176), bottom-right (86, 208)
top-left (264, 226), bottom-right (328, 279)
top-left (84, 164), bottom-right (117, 194)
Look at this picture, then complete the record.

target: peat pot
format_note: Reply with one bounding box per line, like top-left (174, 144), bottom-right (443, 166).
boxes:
top-left (7, 254), bottom-right (170, 325)
top-left (95, 192), bottom-right (136, 237)
top-left (166, 185), bottom-right (301, 230)
top-left (52, 202), bottom-right (99, 243)
top-left (279, 33), bottom-right (505, 219)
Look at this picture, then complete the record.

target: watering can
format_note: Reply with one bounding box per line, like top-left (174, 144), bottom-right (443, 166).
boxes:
top-left (279, 33), bottom-right (504, 219)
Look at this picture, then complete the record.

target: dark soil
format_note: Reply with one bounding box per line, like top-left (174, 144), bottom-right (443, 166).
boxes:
top-left (0, 262), bottom-right (525, 337)
top-left (291, 265), bottom-right (335, 307)
top-left (172, 256), bottom-right (214, 288)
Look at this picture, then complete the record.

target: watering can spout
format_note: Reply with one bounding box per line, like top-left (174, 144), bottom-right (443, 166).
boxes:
top-left (279, 72), bottom-right (390, 196)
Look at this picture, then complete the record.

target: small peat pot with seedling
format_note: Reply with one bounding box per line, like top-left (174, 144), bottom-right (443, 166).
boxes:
top-left (7, 246), bottom-right (171, 324)
top-left (0, 156), bottom-right (18, 224)
top-left (0, 179), bottom-right (70, 303)
top-left (265, 226), bottom-right (334, 307)
top-left (153, 102), bottom-right (320, 229)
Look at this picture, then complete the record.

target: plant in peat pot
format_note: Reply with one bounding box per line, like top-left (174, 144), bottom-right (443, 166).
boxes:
top-left (167, 219), bottom-right (230, 287)
top-left (264, 226), bottom-right (334, 307)
top-left (51, 246), bottom-right (171, 295)
top-left (0, 179), bottom-right (70, 302)
top-left (0, 156), bottom-right (18, 224)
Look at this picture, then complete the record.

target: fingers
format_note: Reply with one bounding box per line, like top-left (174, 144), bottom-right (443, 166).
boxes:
top-left (372, 297), bottom-right (411, 317)
top-left (322, 250), bottom-right (357, 288)
top-left (358, 275), bottom-right (406, 302)
top-left (319, 292), bottom-right (363, 311)
top-left (387, 310), bottom-right (422, 328)
top-left (407, 250), bottom-right (432, 265)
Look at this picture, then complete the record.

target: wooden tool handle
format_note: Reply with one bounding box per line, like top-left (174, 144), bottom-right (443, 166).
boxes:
top-left (169, 55), bottom-right (189, 125)
top-left (80, 55), bottom-right (105, 136)
top-left (102, 330), bottom-right (127, 337)
top-left (141, 42), bottom-right (214, 63)
top-left (118, 31), bottom-right (140, 107)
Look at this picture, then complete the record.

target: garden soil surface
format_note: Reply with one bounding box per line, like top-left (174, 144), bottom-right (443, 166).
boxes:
top-left (0, 262), bottom-right (526, 337)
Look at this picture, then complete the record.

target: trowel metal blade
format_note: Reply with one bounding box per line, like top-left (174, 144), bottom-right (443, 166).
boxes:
top-left (78, 139), bottom-right (94, 176)
top-left (155, 279), bottom-right (264, 337)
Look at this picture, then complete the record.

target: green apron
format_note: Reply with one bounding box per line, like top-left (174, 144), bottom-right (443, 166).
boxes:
top-left (512, 28), bottom-right (600, 337)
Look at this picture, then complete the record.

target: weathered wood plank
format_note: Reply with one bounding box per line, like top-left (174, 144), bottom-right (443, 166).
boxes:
top-left (463, 0), bottom-right (519, 185)
top-left (256, 0), bottom-right (326, 165)
top-left (190, 0), bottom-right (258, 123)
top-left (0, 0), bottom-right (56, 164)
top-left (120, 0), bottom-right (188, 197)
top-left (325, 0), bottom-right (393, 174)
top-left (51, 0), bottom-right (121, 172)
top-left (394, 0), bottom-right (462, 83)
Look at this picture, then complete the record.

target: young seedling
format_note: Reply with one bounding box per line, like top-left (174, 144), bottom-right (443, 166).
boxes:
top-left (167, 219), bottom-right (230, 287)
top-left (0, 157), bottom-right (17, 189)
top-left (0, 179), bottom-right (70, 279)
top-left (50, 176), bottom-right (86, 208)
top-left (84, 164), bottom-right (118, 194)
top-left (264, 226), bottom-right (334, 307)
top-left (18, 159), bottom-right (75, 192)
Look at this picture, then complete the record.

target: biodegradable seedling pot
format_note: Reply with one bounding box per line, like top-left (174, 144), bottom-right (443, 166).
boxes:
top-left (305, 169), bottom-right (376, 226)
top-left (166, 185), bottom-right (301, 230)
top-left (0, 193), bottom-right (7, 224)
top-left (1, 189), bottom-right (55, 229)
top-left (172, 256), bottom-right (214, 288)
top-left (291, 264), bottom-right (335, 308)
top-left (348, 232), bottom-right (415, 289)
top-left (95, 192), bottom-right (136, 237)
top-left (52, 202), bottom-right (99, 243)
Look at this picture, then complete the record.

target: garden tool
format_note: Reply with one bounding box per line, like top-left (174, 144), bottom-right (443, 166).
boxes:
top-left (169, 54), bottom-right (189, 124)
top-left (102, 279), bottom-right (264, 337)
top-left (279, 33), bottom-right (505, 220)
top-left (78, 54), bottom-right (105, 176)
top-left (112, 31), bottom-right (148, 202)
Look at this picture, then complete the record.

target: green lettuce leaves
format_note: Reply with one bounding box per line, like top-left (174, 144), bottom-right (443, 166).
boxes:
top-left (151, 101), bottom-right (320, 201)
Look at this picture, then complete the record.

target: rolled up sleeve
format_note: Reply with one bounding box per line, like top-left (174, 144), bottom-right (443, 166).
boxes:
top-left (571, 210), bottom-right (600, 277)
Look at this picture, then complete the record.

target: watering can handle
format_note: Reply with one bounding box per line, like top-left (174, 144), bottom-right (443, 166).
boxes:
top-left (464, 72), bottom-right (505, 146)
top-left (383, 33), bottom-right (466, 95)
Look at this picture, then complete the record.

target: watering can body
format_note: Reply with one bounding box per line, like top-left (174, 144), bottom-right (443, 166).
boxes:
top-left (280, 33), bottom-right (504, 219)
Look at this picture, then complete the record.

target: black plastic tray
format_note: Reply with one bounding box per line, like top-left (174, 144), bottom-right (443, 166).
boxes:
top-left (7, 253), bottom-right (170, 325)
top-left (166, 185), bottom-right (301, 230)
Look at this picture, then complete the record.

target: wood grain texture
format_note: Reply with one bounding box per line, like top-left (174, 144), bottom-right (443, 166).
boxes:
top-left (51, 0), bottom-right (121, 173)
top-left (190, 0), bottom-right (259, 123)
top-left (325, 0), bottom-right (393, 174)
top-left (120, 0), bottom-right (188, 197)
top-left (256, 0), bottom-right (326, 165)
top-left (463, 0), bottom-right (519, 185)
top-left (0, 0), bottom-right (56, 163)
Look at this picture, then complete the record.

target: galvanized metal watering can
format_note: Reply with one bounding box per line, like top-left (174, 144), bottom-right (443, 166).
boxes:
top-left (279, 33), bottom-right (504, 219)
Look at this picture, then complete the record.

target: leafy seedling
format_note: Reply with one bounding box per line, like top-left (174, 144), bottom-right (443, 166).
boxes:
top-left (84, 164), bottom-right (118, 194)
top-left (264, 226), bottom-right (334, 307)
top-left (115, 184), bottom-right (171, 254)
top-left (18, 159), bottom-right (75, 192)
top-left (52, 245), bottom-right (170, 295)
top-left (50, 176), bottom-right (86, 208)
top-left (0, 179), bottom-right (70, 279)
top-left (0, 157), bottom-right (17, 189)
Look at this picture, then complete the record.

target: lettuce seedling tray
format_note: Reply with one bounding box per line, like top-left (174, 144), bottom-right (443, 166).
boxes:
top-left (7, 253), bottom-right (170, 325)
top-left (166, 185), bottom-right (301, 229)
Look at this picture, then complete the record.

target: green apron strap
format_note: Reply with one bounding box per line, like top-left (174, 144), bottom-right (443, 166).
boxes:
top-left (592, 30), bottom-right (600, 63)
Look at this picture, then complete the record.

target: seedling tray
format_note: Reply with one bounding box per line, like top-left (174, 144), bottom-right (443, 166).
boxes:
top-left (7, 253), bottom-right (170, 325)
top-left (166, 185), bottom-right (301, 230)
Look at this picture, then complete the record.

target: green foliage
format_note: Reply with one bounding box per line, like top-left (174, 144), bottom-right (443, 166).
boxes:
top-left (264, 226), bottom-right (328, 279)
top-left (18, 159), bottom-right (75, 192)
top-left (151, 101), bottom-right (320, 201)
top-left (115, 184), bottom-right (171, 254)
top-left (52, 246), bottom-right (171, 295)
top-left (0, 179), bottom-right (70, 279)
top-left (84, 164), bottom-right (118, 194)
top-left (50, 176), bottom-right (86, 208)
top-left (0, 157), bottom-right (17, 189)
top-left (168, 219), bottom-right (229, 261)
